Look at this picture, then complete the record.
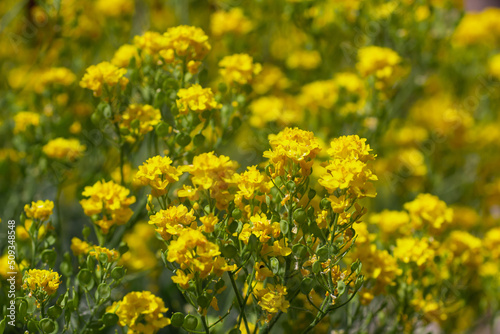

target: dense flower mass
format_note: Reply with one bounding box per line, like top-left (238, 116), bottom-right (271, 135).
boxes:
top-left (23, 269), bottom-right (61, 296)
top-left (4, 2), bottom-right (500, 333)
top-left (134, 155), bottom-right (183, 196)
top-left (79, 61), bottom-right (129, 97)
top-left (24, 200), bottom-right (54, 221)
top-left (176, 84), bottom-right (221, 116)
top-left (13, 111), bottom-right (40, 134)
top-left (263, 127), bottom-right (321, 179)
top-left (42, 138), bottom-right (86, 161)
top-left (163, 25), bottom-right (211, 60)
top-left (219, 53), bottom-right (262, 85)
top-left (80, 180), bottom-right (136, 233)
top-left (107, 291), bottom-right (170, 334)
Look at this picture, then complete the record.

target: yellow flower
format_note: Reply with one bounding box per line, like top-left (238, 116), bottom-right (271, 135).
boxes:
top-left (249, 96), bottom-right (301, 128)
top-left (112, 44), bottom-right (140, 68)
top-left (369, 210), bottom-right (410, 240)
top-left (70, 237), bottom-right (92, 256)
top-left (445, 231), bottom-right (483, 267)
top-left (263, 127), bottom-right (321, 180)
top-left (488, 54), bottom-right (500, 80)
top-left (239, 213), bottom-right (280, 244)
top-left (24, 200), bottom-right (54, 221)
top-left (286, 50), bottom-right (321, 70)
top-left (23, 269), bottom-right (61, 296)
top-left (252, 64), bottom-right (290, 95)
top-left (452, 8), bottom-right (500, 47)
top-left (200, 214), bottom-right (218, 233)
top-left (96, 0), bottom-right (134, 17)
top-left (164, 25), bottom-right (211, 60)
top-left (171, 270), bottom-right (193, 289)
top-left (210, 8), bottom-right (253, 37)
top-left (356, 46), bottom-right (404, 90)
top-left (149, 205), bottom-right (197, 240)
top-left (404, 193), bottom-right (453, 234)
top-left (133, 31), bottom-right (169, 55)
top-left (393, 237), bottom-right (435, 267)
top-left (42, 138), bottom-right (86, 161)
top-left (135, 155), bottom-right (183, 197)
top-left (219, 53), bottom-right (262, 85)
top-left (80, 61), bottom-right (129, 97)
top-left (35, 67), bottom-right (76, 93)
top-left (167, 229), bottom-right (222, 278)
top-left (120, 222), bottom-right (159, 272)
top-left (116, 104), bottom-right (161, 139)
top-left (176, 84), bottom-right (221, 117)
top-left (107, 291), bottom-right (170, 334)
top-left (80, 180), bottom-right (136, 234)
top-left (89, 245), bottom-right (120, 262)
top-left (320, 135), bottom-right (377, 199)
top-left (185, 152), bottom-right (238, 209)
top-left (254, 284), bottom-right (290, 315)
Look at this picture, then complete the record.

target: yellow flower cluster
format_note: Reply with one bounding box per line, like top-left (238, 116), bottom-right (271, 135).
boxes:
top-left (452, 8), bottom-right (500, 47)
top-left (393, 237), bottom-right (435, 267)
top-left (219, 53), bottom-right (262, 85)
top-left (80, 180), bottom-right (136, 233)
top-left (254, 284), bottom-right (290, 316)
top-left (42, 138), bottom-right (86, 161)
top-left (134, 155), bottom-right (183, 197)
top-left (116, 104), bottom-right (161, 139)
top-left (149, 204), bottom-right (197, 240)
top-left (211, 8), bottom-right (253, 37)
top-left (489, 54), bottom-right (500, 80)
top-left (176, 84), bottom-right (221, 117)
top-left (320, 135), bottom-right (377, 200)
top-left (286, 49), bottom-right (322, 70)
top-left (184, 152), bottom-right (238, 209)
top-left (96, 0), bottom-right (134, 17)
top-left (239, 213), bottom-right (281, 244)
top-left (35, 67), bottom-right (76, 93)
top-left (404, 193), bottom-right (453, 234)
top-left (264, 127), bottom-right (321, 180)
top-left (70, 237), bottom-right (119, 261)
top-left (356, 46), bottom-right (404, 90)
top-left (79, 61), bottom-right (129, 97)
top-left (107, 291), bottom-right (170, 334)
top-left (24, 200), bottom-right (54, 221)
top-left (13, 111), bottom-right (40, 134)
top-left (167, 229), bottom-right (236, 280)
top-left (164, 25), bottom-right (211, 60)
top-left (23, 269), bottom-right (61, 296)
top-left (249, 96), bottom-right (300, 128)
top-left (112, 44), bottom-right (140, 68)
top-left (133, 31), bottom-right (168, 56)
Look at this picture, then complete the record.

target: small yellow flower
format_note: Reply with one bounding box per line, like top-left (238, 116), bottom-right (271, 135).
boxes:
top-left (42, 138), bottom-right (86, 161)
top-left (24, 200), bottom-right (54, 221)
top-left (176, 84), bottom-right (221, 117)
top-left (13, 111), bottom-right (40, 134)
top-left (219, 53), bottom-right (262, 85)
top-left (80, 61), bottom-right (129, 97)
top-left (23, 269), bottom-right (61, 296)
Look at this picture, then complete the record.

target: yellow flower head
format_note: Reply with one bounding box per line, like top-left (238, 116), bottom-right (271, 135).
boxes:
top-left (393, 237), bottom-right (435, 267)
top-left (286, 49), bottom-right (321, 70)
top-left (80, 180), bottom-right (136, 233)
top-left (176, 84), bottom-right (221, 117)
top-left (112, 44), bottom-right (140, 68)
top-left (107, 291), bottom-right (170, 334)
top-left (356, 46), bottom-right (404, 90)
top-left (254, 284), bottom-right (290, 315)
top-left (263, 127), bottom-right (321, 179)
top-left (219, 53), bottom-right (262, 85)
top-left (89, 245), bottom-right (120, 262)
top-left (96, 0), bottom-right (134, 17)
top-left (116, 104), bottom-right (161, 138)
top-left (135, 155), bottom-right (183, 197)
top-left (42, 138), bottom-right (86, 161)
top-left (167, 229), bottom-right (221, 278)
top-left (35, 67), bottom-right (76, 93)
top-left (23, 269), bottom-right (61, 296)
top-left (488, 53), bottom-right (500, 80)
top-left (149, 204), bottom-right (197, 240)
top-left (133, 31), bottom-right (169, 55)
top-left (211, 8), bottom-right (253, 37)
top-left (164, 25), bottom-right (211, 60)
top-left (70, 237), bottom-right (92, 256)
top-left (80, 61), bottom-right (129, 97)
top-left (185, 152), bottom-right (238, 209)
top-left (24, 200), bottom-right (54, 221)
top-left (403, 193), bottom-right (453, 234)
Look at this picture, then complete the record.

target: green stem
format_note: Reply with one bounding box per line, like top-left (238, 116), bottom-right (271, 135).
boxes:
top-left (201, 315), bottom-right (210, 334)
top-left (228, 272), bottom-right (251, 334)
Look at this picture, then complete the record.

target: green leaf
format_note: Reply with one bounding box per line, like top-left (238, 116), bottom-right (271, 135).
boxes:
top-left (270, 257), bottom-right (280, 274)
top-left (280, 220), bottom-right (289, 235)
top-left (111, 266), bottom-right (125, 280)
top-left (337, 280), bottom-right (346, 296)
top-left (292, 244), bottom-right (307, 259)
top-left (222, 245), bottom-right (237, 259)
top-left (41, 250), bottom-right (56, 267)
top-left (300, 277), bottom-right (314, 295)
top-left (0, 317), bottom-right (6, 334)
top-left (312, 261), bottom-right (322, 274)
top-left (40, 318), bottom-right (58, 334)
top-left (197, 295), bottom-right (210, 309)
